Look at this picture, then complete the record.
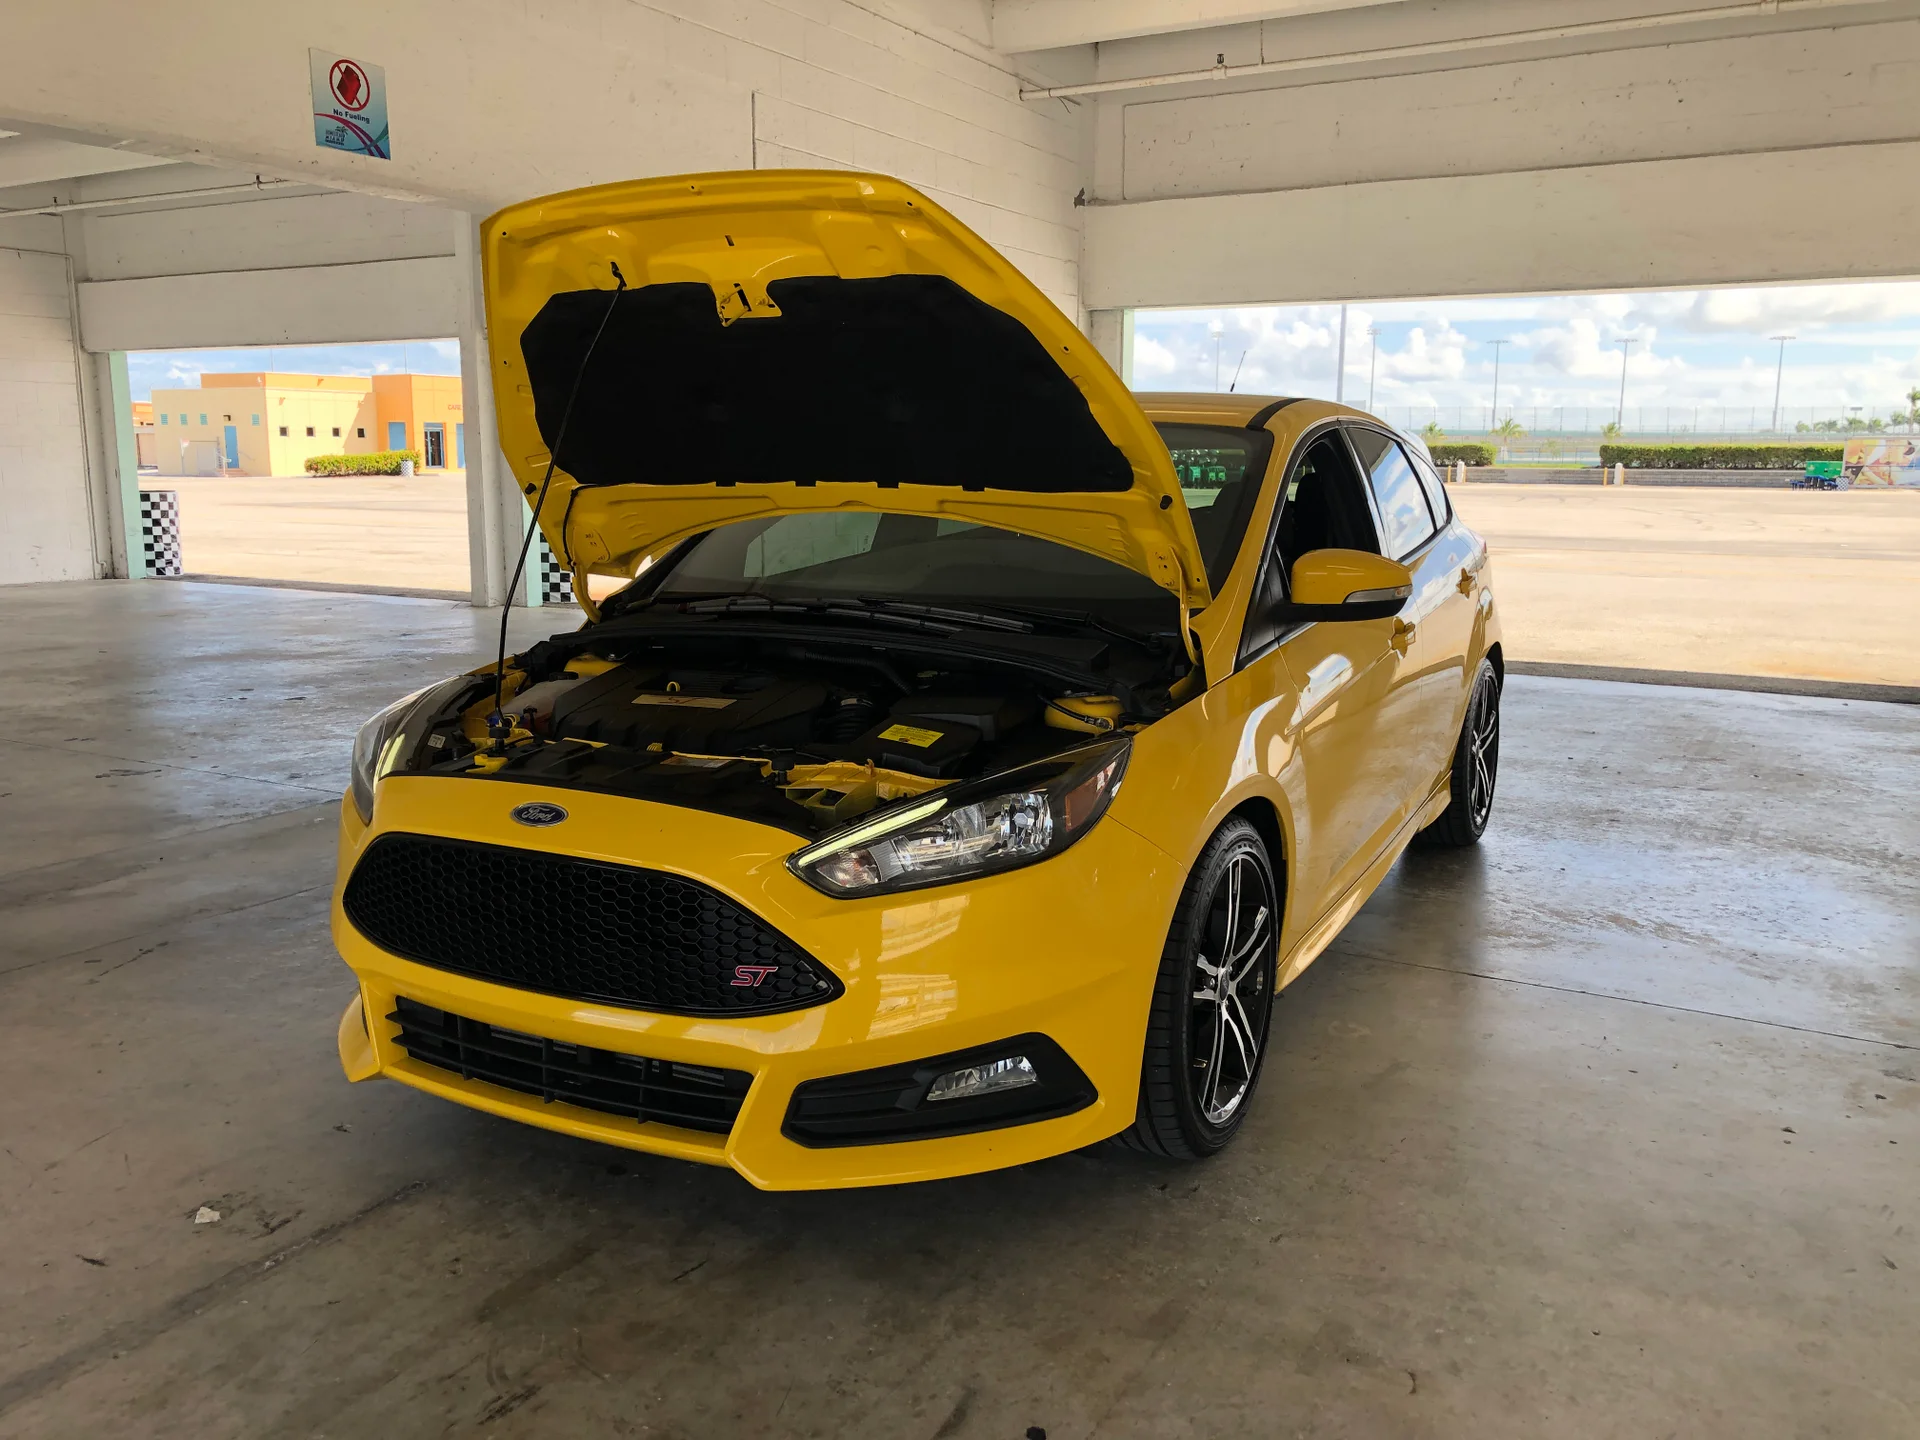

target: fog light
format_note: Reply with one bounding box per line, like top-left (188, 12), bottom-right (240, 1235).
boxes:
top-left (925, 1054), bottom-right (1038, 1102)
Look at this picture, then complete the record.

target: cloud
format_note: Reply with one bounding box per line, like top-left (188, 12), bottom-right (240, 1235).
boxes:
top-left (1135, 281), bottom-right (1920, 421)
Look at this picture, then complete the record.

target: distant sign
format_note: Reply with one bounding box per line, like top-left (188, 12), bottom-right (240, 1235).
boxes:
top-left (1843, 436), bottom-right (1920, 488)
top-left (310, 49), bottom-right (389, 159)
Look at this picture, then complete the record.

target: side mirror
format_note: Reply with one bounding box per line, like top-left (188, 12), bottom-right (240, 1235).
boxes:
top-left (1277, 548), bottom-right (1412, 622)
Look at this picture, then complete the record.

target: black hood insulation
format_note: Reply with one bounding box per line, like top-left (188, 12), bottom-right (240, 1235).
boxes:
top-left (519, 274), bottom-right (1133, 493)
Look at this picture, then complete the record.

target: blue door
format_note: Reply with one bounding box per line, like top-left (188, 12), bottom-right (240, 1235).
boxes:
top-left (455, 423), bottom-right (465, 468)
top-left (387, 421), bottom-right (406, 450)
top-left (222, 425), bottom-right (239, 469)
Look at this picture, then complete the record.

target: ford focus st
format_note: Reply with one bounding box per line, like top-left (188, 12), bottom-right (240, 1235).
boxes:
top-left (331, 171), bottom-right (1503, 1189)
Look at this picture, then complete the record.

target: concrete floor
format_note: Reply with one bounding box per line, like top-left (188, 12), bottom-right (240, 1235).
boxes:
top-left (1, 580), bottom-right (1916, 1439)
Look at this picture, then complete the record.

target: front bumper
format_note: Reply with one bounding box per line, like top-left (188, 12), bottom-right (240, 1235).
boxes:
top-left (332, 776), bottom-right (1181, 1189)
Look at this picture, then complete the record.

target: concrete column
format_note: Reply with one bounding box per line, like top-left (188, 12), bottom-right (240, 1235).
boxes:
top-left (101, 352), bottom-right (142, 578)
top-left (454, 212), bottom-right (529, 608)
top-left (1086, 308), bottom-right (1135, 386)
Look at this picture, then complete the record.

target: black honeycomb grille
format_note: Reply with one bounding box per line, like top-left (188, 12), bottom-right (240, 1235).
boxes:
top-left (343, 833), bottom-right (840, 1016)
top-left (389, 996), bottom-right (750, 1134)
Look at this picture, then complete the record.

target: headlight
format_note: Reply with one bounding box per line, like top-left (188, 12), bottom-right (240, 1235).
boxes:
top-left (789, 740), bottom-right (1129, 897)
top-left (348, 677), bottom-right (472, 822)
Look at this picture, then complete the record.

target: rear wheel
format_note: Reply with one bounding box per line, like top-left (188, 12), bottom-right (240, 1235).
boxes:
top-left (1117, 818), bottom-right (1279, 1160)
top-left (1414, 657), bottom-right (1501, 849)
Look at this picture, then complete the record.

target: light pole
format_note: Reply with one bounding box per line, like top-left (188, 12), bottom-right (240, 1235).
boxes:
top-left (1615, 337), bottom-right (1636, 430)
top-left (1210, 318), bottom-right (1224, 391)
top-left (1366, 326), bottom-right (1381, 412)
top-left (1769, 335), bottom-right (1794, 432)
top-left (1486, 338), bottom-right (1509, 431)
top-left (1334, 304), bottom-right (1349, 403)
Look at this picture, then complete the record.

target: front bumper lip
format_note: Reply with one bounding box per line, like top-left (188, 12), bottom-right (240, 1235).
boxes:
top-left (332, 777), bottom-right (1182, 1189)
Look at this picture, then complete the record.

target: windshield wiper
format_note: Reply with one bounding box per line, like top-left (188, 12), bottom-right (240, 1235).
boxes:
top-left (852, 596), bottom-right (1032, 633)
top-left (669, 594), bottom-right (963, 635)
top-left (938, 599), bottom-right (1165, 651)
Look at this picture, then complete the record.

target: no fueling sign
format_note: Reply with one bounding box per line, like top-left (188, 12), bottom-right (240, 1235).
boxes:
top-left (310, 49), bottom-right (389, 159)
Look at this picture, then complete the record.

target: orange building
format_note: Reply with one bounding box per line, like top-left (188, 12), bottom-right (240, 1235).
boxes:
top-left (372, 373), bottom-right (466, 470)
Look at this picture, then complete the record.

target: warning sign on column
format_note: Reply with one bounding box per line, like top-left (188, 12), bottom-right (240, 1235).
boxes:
top-left (310, 49), bottom-right (389, 159)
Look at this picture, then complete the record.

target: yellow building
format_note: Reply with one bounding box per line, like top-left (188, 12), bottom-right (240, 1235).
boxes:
top-left (145, 373), bottom-right (465, 476)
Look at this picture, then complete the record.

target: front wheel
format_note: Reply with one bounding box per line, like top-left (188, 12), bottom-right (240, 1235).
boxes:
top-left (1414, 657), bottom-right (1501, 849)
top-left (1116, 817), bottom-right (1279, 1160)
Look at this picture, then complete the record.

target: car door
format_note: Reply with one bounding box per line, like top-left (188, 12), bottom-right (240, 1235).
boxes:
top-left (1235, 424), bottom-right (1402, 933)
top-left (1343, 423), bottom-right (1469, 820)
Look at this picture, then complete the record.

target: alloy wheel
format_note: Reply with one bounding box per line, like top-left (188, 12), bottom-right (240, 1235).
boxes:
top-left (1188, 848), bottom-right (1276, 1126)
top-left (1467, 674), bottom-right (1500, 831)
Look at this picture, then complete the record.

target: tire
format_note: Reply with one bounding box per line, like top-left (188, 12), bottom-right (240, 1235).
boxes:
top-left (1116, 817), bottom-right (1280, 1160)
top-left (1414, 657), bottom-right (1501, 849)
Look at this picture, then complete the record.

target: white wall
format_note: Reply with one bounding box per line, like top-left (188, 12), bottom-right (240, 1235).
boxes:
top-left (0, 0), bottom-right (1094, 590)
top-left (0, 1), bottom-right (1090, 318)
top-left (0, 246), bottom-right (93, 584)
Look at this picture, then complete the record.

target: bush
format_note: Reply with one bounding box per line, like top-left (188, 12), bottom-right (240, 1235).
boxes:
top-left (1429, 442), bottom-right (1496, 467)
top-left (304, 449), bottom-right (423, 476)
top-left (1598, 443), bottom-right (1842, 470)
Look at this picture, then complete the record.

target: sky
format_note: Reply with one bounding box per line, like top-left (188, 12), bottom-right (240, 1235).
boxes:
top-left (1133, 281), bottom-right (1920, 432)
top-left (128, 338), bottom-right (460, 401)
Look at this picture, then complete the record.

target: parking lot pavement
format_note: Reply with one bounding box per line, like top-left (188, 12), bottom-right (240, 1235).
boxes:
top-left (163, 473), bottom-right (472, 594)
top-left (1448, 483), bottom-right (1920, 686)
top-left (154, 475), bottom-right (1920, 687)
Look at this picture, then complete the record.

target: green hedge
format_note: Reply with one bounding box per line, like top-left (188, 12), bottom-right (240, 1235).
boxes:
top-left (1598, 443), bottom-right (1843, 470)
top-left (1429, 442), bottom-right (1496, 467)
top-left (304, 449), bottom-right (423, 476)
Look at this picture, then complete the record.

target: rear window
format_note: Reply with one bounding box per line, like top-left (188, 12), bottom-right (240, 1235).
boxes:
top-left (1155, 423), bottom-right (1273, 591)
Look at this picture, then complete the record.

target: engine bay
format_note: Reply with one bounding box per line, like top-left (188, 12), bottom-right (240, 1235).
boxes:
top-left (396, 615), bottom-right (1191, 837)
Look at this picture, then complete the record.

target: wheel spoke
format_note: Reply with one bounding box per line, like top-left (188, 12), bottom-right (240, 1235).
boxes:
top-left (1201, 995), bottom-right (1228, 1114)
top-left (1227, 906), bottom-right (1270, 984)
top-left (1225, 991), bottom-right (1258, 1074)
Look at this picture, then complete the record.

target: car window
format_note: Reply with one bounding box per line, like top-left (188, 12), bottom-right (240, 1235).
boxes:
top-left (1239, 428), bottom-right (1379, 662)
top-left (1272, 431), bottom-right (1378, 580)
top-left (1406, 445), bottom-right (1450, 528)
top-left (1347, 427), bottom-right (1438, 561)
top-left (1154, 423), bottom-right (1273, 592)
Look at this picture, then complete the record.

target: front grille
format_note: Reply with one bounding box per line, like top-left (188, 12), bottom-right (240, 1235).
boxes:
top-left (389, 996), bottom-right (751, 1134)
top-left (343, 832), bottom-right (840, 1016)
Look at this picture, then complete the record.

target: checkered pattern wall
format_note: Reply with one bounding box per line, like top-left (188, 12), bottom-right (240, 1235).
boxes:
top-left (139, 490), bottom-right (182, 577)
top-left (536, 532), bottom-right (574, 607)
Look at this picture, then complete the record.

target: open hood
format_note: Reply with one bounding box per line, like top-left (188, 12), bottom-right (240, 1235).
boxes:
top-left (481, 171), bottom-right (1211, 610)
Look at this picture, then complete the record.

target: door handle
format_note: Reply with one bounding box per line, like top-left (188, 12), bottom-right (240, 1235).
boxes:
top-left (1390, 619), bottom-right (1415, 654)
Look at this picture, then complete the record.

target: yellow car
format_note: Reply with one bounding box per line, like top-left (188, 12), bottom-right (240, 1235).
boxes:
top-left (331, 171), bottom-right (1502, 1189)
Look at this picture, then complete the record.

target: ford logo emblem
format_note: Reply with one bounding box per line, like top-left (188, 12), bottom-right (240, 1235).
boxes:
top-left (510, 801), bottom-right (569, 827)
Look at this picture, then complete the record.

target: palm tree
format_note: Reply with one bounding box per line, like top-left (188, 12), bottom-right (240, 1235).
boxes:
top-left (1491, 416), bottom-right (1525, 458)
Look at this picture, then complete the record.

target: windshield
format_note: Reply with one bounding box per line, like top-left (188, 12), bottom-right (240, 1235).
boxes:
top-left (653, 512), bottom-right (1168, 620)
top-left (645, 421), bottom-right (1272, 621)
top-left (1158, 422), bottom-right (1272, 592)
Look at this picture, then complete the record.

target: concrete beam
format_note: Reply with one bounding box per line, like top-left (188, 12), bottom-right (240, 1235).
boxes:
top-left (993, 0), bottom-right (1381, 51)
top-left (76, 256), bottom-right (463, 352)
top-left (1083, 140), bottom-right (1920, 308)
top-left (0, 135), bottom-right (173, 190)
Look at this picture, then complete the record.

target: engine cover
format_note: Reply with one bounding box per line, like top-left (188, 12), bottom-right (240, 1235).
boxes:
top-left (550, 668), bottom-right (831, 753)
